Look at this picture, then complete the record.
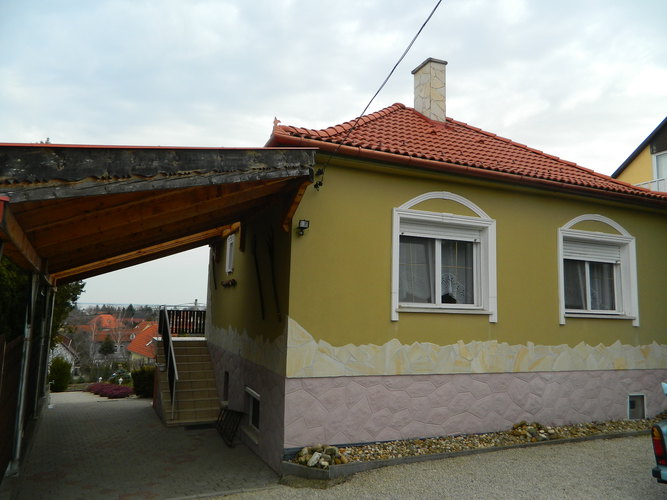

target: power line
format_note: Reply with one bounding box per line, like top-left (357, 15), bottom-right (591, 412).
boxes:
top-left (314, 0), bottom-right (443, 189)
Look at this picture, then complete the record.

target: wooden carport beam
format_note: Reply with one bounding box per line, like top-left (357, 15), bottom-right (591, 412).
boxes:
top-left (0, 196), bottom-right (49, 281)
top-left (282, 180), bottom-right (311, 231)
top-left (51, 223), bottom-right (241, 284)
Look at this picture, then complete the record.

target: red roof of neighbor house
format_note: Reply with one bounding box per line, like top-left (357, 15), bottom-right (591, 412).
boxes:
top-left (126, 322), bottom-right (158, 359)
top-left (93, 331), bottom-right (134, 343)
top-left (88, 314), bottom-right (122, 330)
top-left (268, 103), bottom-right (667, 205)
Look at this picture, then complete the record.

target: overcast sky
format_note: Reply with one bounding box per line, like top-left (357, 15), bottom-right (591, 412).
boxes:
top-left (1, 0), bottom-right (665, 306)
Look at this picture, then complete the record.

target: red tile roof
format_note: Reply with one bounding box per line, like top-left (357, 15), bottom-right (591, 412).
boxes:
top-left (92, 331), bottom-right (134, 343)
top-left (126, 322), bottom-right (158, 359)
top-left (89, 314), bottom-right (122, 330)
top-left (268, 104), bottom-right (667, 205)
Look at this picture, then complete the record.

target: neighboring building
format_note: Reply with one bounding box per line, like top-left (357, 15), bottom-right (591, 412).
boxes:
top-left (48, 336), bottom-right (79, 376)
top-left (612, 116), bottom-right (667, 192)
top-left (127, 321), bottom-right (158, 366)
top-left (205, 58), bottom-right (667, 472)
top-left (79, 313), bottom-right (135, 363)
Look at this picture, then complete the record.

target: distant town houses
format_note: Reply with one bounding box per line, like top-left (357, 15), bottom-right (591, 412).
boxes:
top-left (48, 334), bottom-right (80, 375)
top-left (55, 309), bottom-right (158, 369)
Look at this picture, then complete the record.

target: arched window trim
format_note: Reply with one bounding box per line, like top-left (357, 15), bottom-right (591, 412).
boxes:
top-left (557, 214), bottom-right (639, 326)
top-left (391, 191), bottom-right (497, 322)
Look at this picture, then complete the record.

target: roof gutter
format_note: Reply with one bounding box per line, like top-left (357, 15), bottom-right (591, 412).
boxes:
top-left (269, 133), bottom-right (667, 210)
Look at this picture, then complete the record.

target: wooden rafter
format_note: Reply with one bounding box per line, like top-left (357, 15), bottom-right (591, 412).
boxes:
top-left (0, 198), bottom-right (47, 278)
top-left (51, 223), bottom-right (241, 283)
top-left (281, 179), bottom-right (312, 232)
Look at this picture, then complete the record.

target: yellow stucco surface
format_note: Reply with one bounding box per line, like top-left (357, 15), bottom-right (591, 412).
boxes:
top-left (205, 157), bottom-right (667, 378)
top-left (616, 146), bottom-right (653, 185)
top-left (285, 158), bottom-right (667, 376)
top-left (207, 208), bottom-right (291, 375)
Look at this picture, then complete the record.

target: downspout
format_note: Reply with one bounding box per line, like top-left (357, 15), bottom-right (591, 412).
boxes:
top-left (5, 272), bottom-right (38, 477)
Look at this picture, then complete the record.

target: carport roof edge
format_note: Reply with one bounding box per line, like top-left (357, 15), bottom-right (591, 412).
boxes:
top-left (0, 143), bottom-right (317, 197)
top-left (0, 143), bottom-right (316, 284)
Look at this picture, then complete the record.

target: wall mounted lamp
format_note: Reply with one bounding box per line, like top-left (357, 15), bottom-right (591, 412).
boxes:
top-left (297, 219), bottom-right (310, 236)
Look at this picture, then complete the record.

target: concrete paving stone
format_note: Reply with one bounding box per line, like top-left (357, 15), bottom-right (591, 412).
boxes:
top-left (1, 391), bottom-right (278, 499)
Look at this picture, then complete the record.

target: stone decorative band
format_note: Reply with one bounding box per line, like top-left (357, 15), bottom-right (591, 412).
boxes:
top-left (287, 318), bottom-right (667, 377)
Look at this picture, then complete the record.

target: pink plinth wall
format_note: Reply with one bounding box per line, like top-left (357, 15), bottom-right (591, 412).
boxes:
top-left (284, 369), bottom-right (667, 448)
top-left (208, 343), bottom-right (286, 473)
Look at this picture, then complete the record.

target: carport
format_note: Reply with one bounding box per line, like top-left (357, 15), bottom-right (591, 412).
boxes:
top-left (0, 143), bottom-right (315, 479)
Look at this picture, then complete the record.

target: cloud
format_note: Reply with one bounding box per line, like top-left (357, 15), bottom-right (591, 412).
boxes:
top-left (1, 0), bottom-right (665, 304)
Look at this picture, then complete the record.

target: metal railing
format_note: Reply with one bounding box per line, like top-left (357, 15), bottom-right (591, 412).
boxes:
top-left (636, 177), bottom-right (667, 192)
top-left (166, 309), bottom-right (206, 336)
top-left (158, 306), bottom-right (179, 420)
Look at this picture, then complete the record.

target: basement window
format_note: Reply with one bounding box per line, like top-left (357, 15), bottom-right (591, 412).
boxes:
top-left (222, 371), bottom-right (229, 402)
top-left (245, 386), bottom-right (260, 431)
top-left (628, 394), bottom-right (645, 420)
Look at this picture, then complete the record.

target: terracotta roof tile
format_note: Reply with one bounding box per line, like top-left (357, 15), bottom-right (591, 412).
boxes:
top-left (126, 323), bottom-right (158, 359)
top-left (270, 104), bottom-right (667, 203)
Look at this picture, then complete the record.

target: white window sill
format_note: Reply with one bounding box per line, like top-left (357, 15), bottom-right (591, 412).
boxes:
top-left (397, 305), bottom-right (491, 316)
top-left (564, 312), bottom-right (635, 321)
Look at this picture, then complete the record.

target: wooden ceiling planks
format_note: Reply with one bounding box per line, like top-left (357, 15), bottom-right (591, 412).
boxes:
top-left (0, 144), bottom-right (315, 285)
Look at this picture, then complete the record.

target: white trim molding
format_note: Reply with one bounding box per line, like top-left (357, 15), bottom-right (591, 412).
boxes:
top-left (391, 191), bottom-right (497, 322)
top-left (557, 214), bottom-right (639, 326)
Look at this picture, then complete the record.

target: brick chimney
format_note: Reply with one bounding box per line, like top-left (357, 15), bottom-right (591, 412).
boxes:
top-left (412, 58), bottom-right (447, 122)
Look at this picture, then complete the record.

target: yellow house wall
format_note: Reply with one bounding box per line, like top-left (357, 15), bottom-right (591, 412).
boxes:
top-left (286, 159), bottom-right (667, 377)
top-left (616, 147), bottom-right (653, 185)
top-left (206, 207), bottom-right (292, 376)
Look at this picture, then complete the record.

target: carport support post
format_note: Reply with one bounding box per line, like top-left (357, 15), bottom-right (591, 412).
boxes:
top-left (33, 285), bottom-right (56, 416)
top-left (6, 272), bottom-right (38, 477)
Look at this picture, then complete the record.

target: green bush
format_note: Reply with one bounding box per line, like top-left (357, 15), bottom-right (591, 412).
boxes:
top-left (48, 357), bottom-right (72, 392)
top-left (109, 367), bottom-right (132, 385)
top-left (131, 366), bottom-right (155, 398)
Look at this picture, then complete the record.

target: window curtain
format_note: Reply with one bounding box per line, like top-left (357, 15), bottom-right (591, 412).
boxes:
top-left (440, 239), bottom-right (474, 304)
top-left (564, 259), bottom-right (586, 309)
top-left (399, 236), bottom-right (433, 303)
top-left (589, 261), bottom-right (615, 310)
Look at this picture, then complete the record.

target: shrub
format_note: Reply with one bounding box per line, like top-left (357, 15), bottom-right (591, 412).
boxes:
top-left (131, 366), bottom-right (155, 398)
top-left (109, 367), bottom-right (132, 385)
top-left (48, 357), bottom-right (72, 392)
top-left (86, 382), bottom-right (133, 399)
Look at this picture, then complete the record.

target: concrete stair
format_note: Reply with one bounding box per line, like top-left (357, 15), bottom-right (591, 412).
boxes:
top-left (156, 339), bottom-right (220, 426)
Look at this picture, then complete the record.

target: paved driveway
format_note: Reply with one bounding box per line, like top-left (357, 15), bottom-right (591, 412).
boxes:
top-left (3, 392), bottom-right (664, 499)
top-left (1, 391), bottom-right (277, 499)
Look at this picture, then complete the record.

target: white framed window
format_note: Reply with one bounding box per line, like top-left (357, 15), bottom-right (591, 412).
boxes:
top-left (628, 394), bottom-right (646, 420)
top-left (652, 151), bottom-right (667, 192)
top-left (245, 386), bottom-right (260, 431)
top-left (654, 151), bottom-right (667, 180)
top-left (558, 214), bottom-right (638, 325)
top-left (225, 233), bottom-right (235, 274)
top-left (391, 192), bottom-right (497, 322)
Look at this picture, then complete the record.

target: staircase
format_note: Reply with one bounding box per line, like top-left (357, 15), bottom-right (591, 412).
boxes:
top-left (155, 339), bottom-right (220, 426)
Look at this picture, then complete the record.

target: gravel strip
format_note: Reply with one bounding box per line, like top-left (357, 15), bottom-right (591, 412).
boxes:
top-left (219, 435), bottom-right (664, 499)
top-left (291, 413), bottom-right (666, 467)
top-left (337, 416), bottom-right (664, 463)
